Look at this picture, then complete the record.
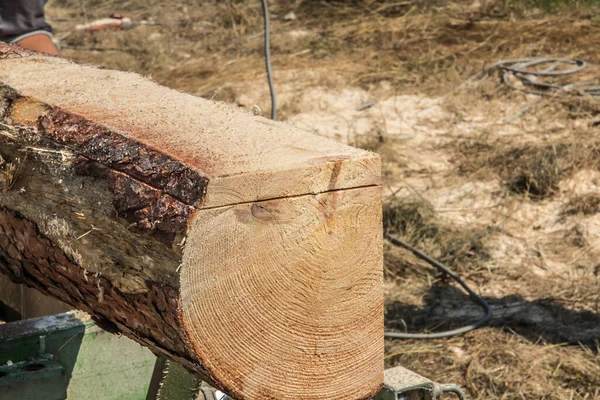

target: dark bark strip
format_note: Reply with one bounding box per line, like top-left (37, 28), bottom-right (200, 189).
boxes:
top-left (38, 109), bottom-right (208, 205)
top-left (0, 137), bottom-right (192, 253)
top-left (1, 88), bottom-right (208, 207)
top-left (108, 171), bottom-right (195, 246)
top-left (73, 156), bottom-right (195, 246)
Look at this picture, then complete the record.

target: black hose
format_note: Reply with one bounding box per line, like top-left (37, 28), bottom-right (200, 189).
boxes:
top-left (494, 58), bottom-right (600, 97)
top-left (384, 232), bottom-right (492, 339)
top-left (254, 2), bottom-right (471, 396)
top-left (260, 0), bottom-right (277, 120)
top-left (258, 0), bottom-right (487, 346)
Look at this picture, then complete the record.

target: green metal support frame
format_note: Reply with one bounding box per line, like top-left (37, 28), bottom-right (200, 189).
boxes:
top-left (0, 312), bottom-right (156, 400)
top-left (0, 312), bottom-right (449, 400)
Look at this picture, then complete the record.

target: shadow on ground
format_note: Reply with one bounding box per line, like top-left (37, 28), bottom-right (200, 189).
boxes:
top-left (385, 285), bottom-right (600, 348)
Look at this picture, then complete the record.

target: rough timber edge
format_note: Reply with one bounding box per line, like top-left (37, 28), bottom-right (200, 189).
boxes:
top-left (0, 43), bottom-right (381, 209)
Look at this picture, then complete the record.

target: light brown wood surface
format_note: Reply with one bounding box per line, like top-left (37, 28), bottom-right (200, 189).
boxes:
top-left (181, 187), bottom-right (383, 399)
top-left (0, 45), bottom-right (380, 209)
top-left (0, 43), bottom-right (383, 400)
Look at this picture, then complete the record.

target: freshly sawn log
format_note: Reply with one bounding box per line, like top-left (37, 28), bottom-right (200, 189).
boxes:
top-left (0, 43), bottom-right (383, 400)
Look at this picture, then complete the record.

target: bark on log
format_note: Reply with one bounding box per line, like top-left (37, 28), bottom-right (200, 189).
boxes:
top-left (0, 43), bottom-right (383, 399)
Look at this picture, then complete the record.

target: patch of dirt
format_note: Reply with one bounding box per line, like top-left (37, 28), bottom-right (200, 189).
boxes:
top-left (45, 0), bottom-right (600, 398)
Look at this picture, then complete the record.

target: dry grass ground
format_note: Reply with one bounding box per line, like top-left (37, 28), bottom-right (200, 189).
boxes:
top-left (45, 0), bottom-right (600, 398)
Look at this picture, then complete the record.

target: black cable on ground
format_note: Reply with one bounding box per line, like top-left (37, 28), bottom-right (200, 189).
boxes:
top-left (384, 232), bottom-right (493, 339)
top-left (257, 0), bottom-right (487, 345)
top-left (493, 58), bottom-right (600, 97)
top-left (255, 2), bottom-right (473, 396)
top-left (260, 0), bottom-right (277, 120)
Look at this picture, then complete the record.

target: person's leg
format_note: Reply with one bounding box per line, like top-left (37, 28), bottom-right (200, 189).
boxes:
top-left (14, 33), bottom-right (58, 55)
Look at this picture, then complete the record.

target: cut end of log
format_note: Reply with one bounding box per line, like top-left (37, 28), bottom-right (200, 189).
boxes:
top-left (0, 42), bottom-right (384, 399)
top-left (180, 187), bottom-right (383, 399)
